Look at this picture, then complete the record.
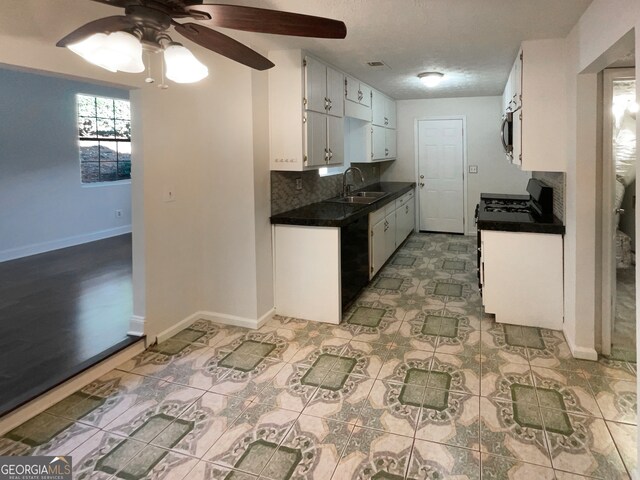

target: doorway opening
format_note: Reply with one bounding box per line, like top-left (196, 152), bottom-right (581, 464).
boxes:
top-left (602, 67), bottom-right (636, 362)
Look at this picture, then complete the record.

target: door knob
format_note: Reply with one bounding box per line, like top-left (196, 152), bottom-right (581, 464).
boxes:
top-left (420, 175), bottom-right (424, 179)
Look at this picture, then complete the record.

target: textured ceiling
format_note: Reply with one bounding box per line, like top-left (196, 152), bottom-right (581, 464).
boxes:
top-left (0, 0), bottom-right (593, 99)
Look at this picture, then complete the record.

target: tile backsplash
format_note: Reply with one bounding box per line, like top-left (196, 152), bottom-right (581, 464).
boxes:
top-left (271, 164), bottom-right (381, 215)
top-left (532, 171), bottom-right (565, 222)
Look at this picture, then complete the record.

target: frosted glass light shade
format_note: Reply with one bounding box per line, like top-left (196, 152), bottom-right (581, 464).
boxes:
top-left (67, 31), bottom-right (144, 73)
top-left (418, 72), bottom-right (444, 87)
top-left (164, 44), bottom-right (209, 83)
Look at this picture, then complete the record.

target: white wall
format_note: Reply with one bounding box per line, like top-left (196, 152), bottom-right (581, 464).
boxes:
top-left (0, 67), bottom-right (132, 261)
top-left (383, 96), bottom-right (531, 234)
top-left (562, 0), bottom-right (640, 361)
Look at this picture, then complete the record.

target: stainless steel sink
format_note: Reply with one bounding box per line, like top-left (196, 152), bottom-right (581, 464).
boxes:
top-left (326, 191), bottom-right (389, 205)
top-left (353, 191), bottom-right (387, 198)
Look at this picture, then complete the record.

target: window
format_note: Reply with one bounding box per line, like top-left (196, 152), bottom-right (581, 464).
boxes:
top-left (77, 94), bottom-right (131, 183)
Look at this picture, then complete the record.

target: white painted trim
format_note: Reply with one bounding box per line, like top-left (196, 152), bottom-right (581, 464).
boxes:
top-left (127, 315), bottom-right (145, 337)
top-left (155, 308), bottom-right (276, 344)
top-left (0, 339), bottom-right (145, 436)
top-left (0, 226), bottom-right (132, 262)
top-left (564, 329), bottom-right (598, 361)
top-left (413, 115), bottom-right (468, 234)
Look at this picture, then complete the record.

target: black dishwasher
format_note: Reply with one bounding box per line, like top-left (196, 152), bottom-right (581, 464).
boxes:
top-left (340, 215), bottom-right (370, 310)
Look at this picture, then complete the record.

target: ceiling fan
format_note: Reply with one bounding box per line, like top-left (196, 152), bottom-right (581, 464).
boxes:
top-left (57, 0), bottom-right (347, 83)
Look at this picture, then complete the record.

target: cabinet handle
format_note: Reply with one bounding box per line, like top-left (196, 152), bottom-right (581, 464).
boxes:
top-left (328, 148), bottom-right (333, 159)
top-left (385, 148), bottom-right (389, 156)
top-left (405, 205), bottom-right (409, 213)
top-left (324, 148), bottom-right (329, 161)
top-left (419, 182), bottom-right (425, 188)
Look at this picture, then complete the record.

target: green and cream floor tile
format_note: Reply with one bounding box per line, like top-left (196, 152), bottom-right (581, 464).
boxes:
top-left (113, 445), bottom-right (199, 480)
top-left (69, 429), bottom-right (147, 480)
top-left (188, 461), bottom-right (257, 480)
top-left (336, 340), bottom-right (388, 378)
top-left (369, 273), bottom-right (419, 296)
top-left (198, 350), bottom-right (286, 399)
top-left (480, 453), bottom-right (556, 480)
top-left (479, 397), bottom-right (552, 468)
top-left (607, 421), bottom-right (637, 476)
top-left (428, 352), bottom-right (480, 395)
top-left (376, 346), bottom-right (432, 384)
top-left (531, 366), bottom-right (601, 417)
top-left (3, 412), bottom-right (101, 457)
top-left (357, 380), bottom-right (422, 437)
top-left (333, 427), bottom-right (413, 479)
top-left (254, 362), bottom-right (322, 412)
top-left (415, 390), bottom-right (480, 450)
top-left (303, 373), bottom-right (375, 424)
top-left (406, 438), bottom-right (481, 479)
top-left (480, 358), bottom-right (535, 404)
top-left (213, 329), bottom-right (306, 364)
top-left (167, 318), bottom-right (242, 348)
top-left (102, 384), bottom-right (204, 441)
top-left (542, 409), bottom-right (627, 478)
top-left (149, 392), bottom-right (251, 458)
top-left (481, 326), bottom-right (531, 366)
top-left (341, 301), bottom-right (404, 344)
top-left (287, 336), bottom-right (350, 367)
top-left (588, 375), bottom-right (637, 424)
top-left (205, 404), bottom-right (299, 476)
top-left (577, 356), bottom-right (637, 382)
top-left (259, 414), bottom-right (354, 480)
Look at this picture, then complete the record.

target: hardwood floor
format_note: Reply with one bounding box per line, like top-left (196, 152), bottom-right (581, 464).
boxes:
top-left (0, 234), bottom-right (139, 416)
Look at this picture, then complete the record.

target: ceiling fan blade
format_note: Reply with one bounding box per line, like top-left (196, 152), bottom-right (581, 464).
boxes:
top-left (89, 0), bottom-right (139, 8)
top-left (186, 4), bottom-right (347, 39)
top-left (56, 16), bottom-right (136, 47)
top-left (174, 23), bottom-right (275, 70)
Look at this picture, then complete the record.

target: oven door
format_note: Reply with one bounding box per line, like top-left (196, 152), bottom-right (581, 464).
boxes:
top-left (500, 111), bottom-right (513, 157)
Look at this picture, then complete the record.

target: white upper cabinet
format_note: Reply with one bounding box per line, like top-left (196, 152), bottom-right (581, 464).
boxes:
top-left (371, 89), bottom-right (396, 128)
top-left (305, 111), bottom-right (329, 167)
top-left (326, 115), bottom-right (345, 165)
top-left (345, 75), bottom-right (372, 108)
top-left (504, 39), bottom-right (566, 172)
top-left (305, 56), bottom-right (343, 117)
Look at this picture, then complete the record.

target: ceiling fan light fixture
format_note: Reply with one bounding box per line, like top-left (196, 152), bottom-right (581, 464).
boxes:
top-left (418, 71), bottom-right (444, 87)
top-left (164, 43), bottom-right (209, 83)
top-left (67, 31), bottom-right (144, 74)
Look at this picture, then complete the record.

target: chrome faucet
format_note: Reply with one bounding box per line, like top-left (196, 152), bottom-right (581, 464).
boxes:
top-left (342, 166), bottom-right (365, 196)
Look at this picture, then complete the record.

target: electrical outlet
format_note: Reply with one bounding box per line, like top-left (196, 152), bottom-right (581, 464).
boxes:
top-left (295, 178), bottom-right (303, 190)
top-left (468, 165), bottom-right (478, 174)
top-left (115, 209), bottom-right (123, 218)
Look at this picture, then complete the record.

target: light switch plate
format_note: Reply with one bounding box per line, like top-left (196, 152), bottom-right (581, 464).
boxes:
top-left (469, 165), bottom-right (478, 174)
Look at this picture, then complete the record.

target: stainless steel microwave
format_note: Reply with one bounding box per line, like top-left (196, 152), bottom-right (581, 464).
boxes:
top-left (500, 111), bottom-right (513, 157)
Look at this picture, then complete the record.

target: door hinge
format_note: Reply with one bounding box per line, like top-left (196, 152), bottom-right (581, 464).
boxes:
top-left (303, 58), bottom-right (307, 67)
top-left (520, 52), bottom-right (523, 61)
top-left (303, 97), bottom-right (308, 106)
top-left (303, 155), bottom-right (308, 165)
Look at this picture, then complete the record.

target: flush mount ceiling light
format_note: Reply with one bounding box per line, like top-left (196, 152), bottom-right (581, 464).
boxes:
top-left (57, 0), bottom-right (348, 88)
top-left (418, 72), bottom-right (444, 87)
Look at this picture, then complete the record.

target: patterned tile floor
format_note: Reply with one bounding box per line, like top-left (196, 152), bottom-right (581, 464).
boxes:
top-left (1, 233), bottom-right (637, 479)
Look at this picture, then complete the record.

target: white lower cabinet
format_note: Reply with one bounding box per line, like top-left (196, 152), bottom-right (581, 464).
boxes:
top-left (369, 191), bottom-right (415, 278)
top-left (481, 230), bottom-right (563, 330)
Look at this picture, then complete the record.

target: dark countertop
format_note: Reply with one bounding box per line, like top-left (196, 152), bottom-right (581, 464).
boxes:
top-left (271, 182), bottom-right (416, 227)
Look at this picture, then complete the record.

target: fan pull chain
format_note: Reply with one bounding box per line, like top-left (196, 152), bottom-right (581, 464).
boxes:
top-left (144, 51), bottom-right (154, 84)
top-left (158, 53), bottom-right (169, 90)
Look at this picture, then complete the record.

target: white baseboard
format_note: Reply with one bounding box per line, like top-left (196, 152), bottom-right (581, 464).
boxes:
top-left (127, 315), bottom-right (145, 336)
top-left (0, 339), bottom-right (145, 436)
top-left (564, 331), bottom-right (599, 360)
top-left (0, 226), bottom-right (132, 262)
top-left (154, 308), bottom-right (276, 344)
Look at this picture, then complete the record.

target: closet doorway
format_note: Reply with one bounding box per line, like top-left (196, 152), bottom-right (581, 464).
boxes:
top-left (602, 67), bottom-right (636, 361)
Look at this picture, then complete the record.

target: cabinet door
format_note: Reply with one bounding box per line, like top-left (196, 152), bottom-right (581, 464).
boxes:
top-left (326, 114), bottom-right (344, 166)
top-left (305, 56), bottom-right (327, 114)
top-left (359, 83), bottom-right (372, 107)
top-left (513, 49), bottom-right (522, 109)
top-left (384, 212), bottom-right (397, 260)
top-left (385, 97), bottom-right (396, 129)
top-left (345, 75), bottom-right (359, 103)
top-left (326, 66), bottom-right (344, 117)
top-left (512, 108), bottom-right (522, 166)
top-left (371, 125), bottom-right (386, 160)
top-left (370, 219), bottom-right (386, 278)
top-left (305, 111), bottom-right (328, 167)
top-left (385, 128), bottom-right (396, 159)
top-left (406, 197), bottom-right (415, 234)
top-left (371, 90), bottom-right (386, 126)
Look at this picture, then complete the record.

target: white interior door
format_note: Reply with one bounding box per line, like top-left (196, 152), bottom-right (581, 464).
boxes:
top-left (417, 119), bottom-right (464, 233)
